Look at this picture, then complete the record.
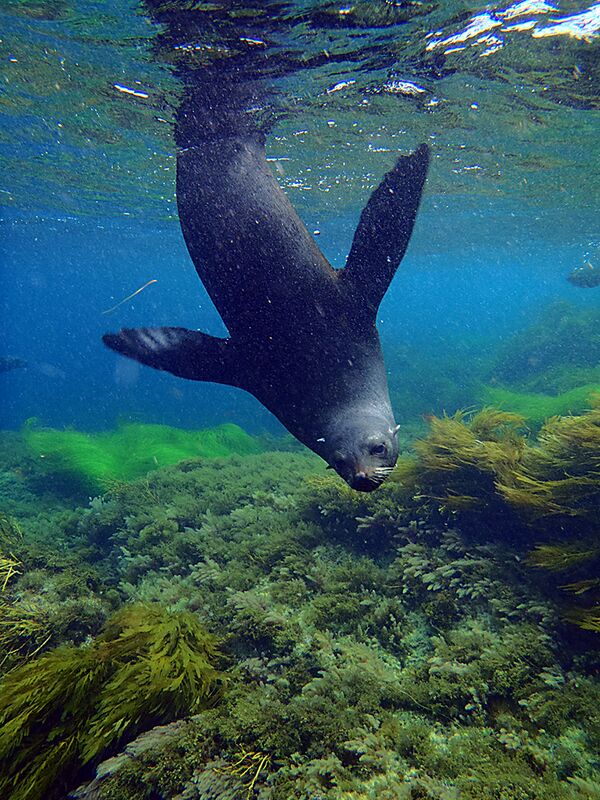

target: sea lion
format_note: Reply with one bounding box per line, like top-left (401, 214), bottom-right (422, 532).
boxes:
top-left (103, 124), bottom-right (429, 491)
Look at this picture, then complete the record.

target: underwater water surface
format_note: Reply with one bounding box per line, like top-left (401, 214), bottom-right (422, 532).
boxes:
top-left (1, 1), bottom-right (600, 799)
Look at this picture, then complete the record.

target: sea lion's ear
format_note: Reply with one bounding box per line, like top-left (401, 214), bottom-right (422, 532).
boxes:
top-left (102, 326), bottom-right (244, 388)
top-left (342, 144), bottom-right (430, 316)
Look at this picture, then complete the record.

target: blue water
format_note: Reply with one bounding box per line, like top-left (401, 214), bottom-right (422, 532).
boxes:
top-left (2, 206), bottom-right (597, 432)
top-left (1, 6), bottom-right (600, 798)
top-left (1, 0), bottom-right (599, 435)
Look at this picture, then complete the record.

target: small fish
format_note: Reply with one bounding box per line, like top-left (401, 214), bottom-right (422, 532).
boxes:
top-left (567, 261), bottom-right (600, 289)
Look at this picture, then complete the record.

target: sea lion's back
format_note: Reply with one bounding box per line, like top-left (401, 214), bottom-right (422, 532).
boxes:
top-left (177, 136), bottom-right (335, 341)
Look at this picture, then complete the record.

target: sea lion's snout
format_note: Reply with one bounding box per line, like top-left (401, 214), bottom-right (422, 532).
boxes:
top-left (325, 416), bottom-right (400, 491)
top-left (351, 471), bottom-right (380, 492)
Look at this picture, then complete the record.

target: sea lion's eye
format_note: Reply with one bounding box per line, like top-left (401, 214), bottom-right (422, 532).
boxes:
top-left (371, 443), bottom-right (387, 456)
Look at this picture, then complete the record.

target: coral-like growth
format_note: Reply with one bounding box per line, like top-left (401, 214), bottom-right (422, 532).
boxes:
top-left (0, 604), bottom-right (222, 800)
top-left (23, 421), bottom-right (265, 493)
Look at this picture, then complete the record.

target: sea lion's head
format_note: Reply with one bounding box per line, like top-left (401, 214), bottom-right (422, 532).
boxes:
top-left (322, 412), bottom-right (400, 492)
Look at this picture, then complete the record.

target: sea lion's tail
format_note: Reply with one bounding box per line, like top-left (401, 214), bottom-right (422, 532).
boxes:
top-left (341, 144), bottom-right (430, 317)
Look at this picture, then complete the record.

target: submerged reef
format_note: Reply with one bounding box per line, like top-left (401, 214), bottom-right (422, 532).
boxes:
top-left (491, 302), bottom-right (600, 394)
top-left (0, 406), bottom-right (599, 798)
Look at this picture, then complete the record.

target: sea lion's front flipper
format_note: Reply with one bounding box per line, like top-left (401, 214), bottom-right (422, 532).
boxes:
top-left (341, 143), bottom-right (430, 316)
top-left (102, 327), bottom-right (244, 387)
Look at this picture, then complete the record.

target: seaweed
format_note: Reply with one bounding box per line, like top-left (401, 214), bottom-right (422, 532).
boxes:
top-left (482, 384), bottom-right (600, 429)
top-left (22, 421), bottom-right (266, 494)
top-left (0, 604), bottom-right (223, 800)
top-left (3, 441), bottom-right (600, 798)
top-left (405, 398), bottom-right (600, 633)
top-left (405, 407), bottom-right (527, 513)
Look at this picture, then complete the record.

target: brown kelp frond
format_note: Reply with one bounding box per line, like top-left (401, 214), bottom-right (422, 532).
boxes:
top-left (410, 401), bottom-right (600, 522)
top-left (0, 603), bottom-right (223, 800)
top-left (526, 543), bottom-right (600, 572)
top-left (498, 474), bottom-right (599, 518)
top-left (468, 407), bottom-right (527, 443)
top-left (405, 402), bottom-right (600, 632)
top-left (81, 604), bottom-right (223, 763)
top-left (0, 601), bottom-right (52, 669)
top-left (409, 408), bottom-right (526, 510)
top-left (414, 408), bottom-right (526, 476)
top-left (528, 394), bottom-right (600, 479)
top-left (0, 553), bottom-right (22, 592)
top-left (561, 578), bottom-right (600, 596)
top-left (564, 606), bottom-right (600, 633)
top-left (0, 513), bottom-right (24, 554)
top-left (496, 399), bottom-right (600, 520)
top-left (216, 748), bottom-right (272, 799)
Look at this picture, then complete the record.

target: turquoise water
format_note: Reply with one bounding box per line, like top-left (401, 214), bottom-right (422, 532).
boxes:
top-left (1, 2), bottom-right (600, 799)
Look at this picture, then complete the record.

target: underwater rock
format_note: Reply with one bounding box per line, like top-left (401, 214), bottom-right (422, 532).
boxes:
top-left (567, 261), bottom-right (600, 288)
top-left (70, 721), bottom-right (190, 800)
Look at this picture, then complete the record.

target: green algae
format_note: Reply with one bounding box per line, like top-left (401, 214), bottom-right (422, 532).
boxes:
top-left (0, 604), bottom-right (222, 800)
top-left (492, 301), bottom-right (600, 394)
top-left (23, 421), bottom-right (265, 493)
top-left (481, 384), bottom-right (600, 428)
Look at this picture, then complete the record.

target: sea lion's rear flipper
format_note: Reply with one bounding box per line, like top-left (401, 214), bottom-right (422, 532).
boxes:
top-left (341, 143), bottom-right (430, 316)
top-left (102, 327), bottom-right (244, 387)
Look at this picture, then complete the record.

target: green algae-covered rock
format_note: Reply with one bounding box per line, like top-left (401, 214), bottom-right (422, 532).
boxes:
top-left (22, 421), bottom-right (265, 493)
top-left (481, 384), bottom-right (600, 428)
